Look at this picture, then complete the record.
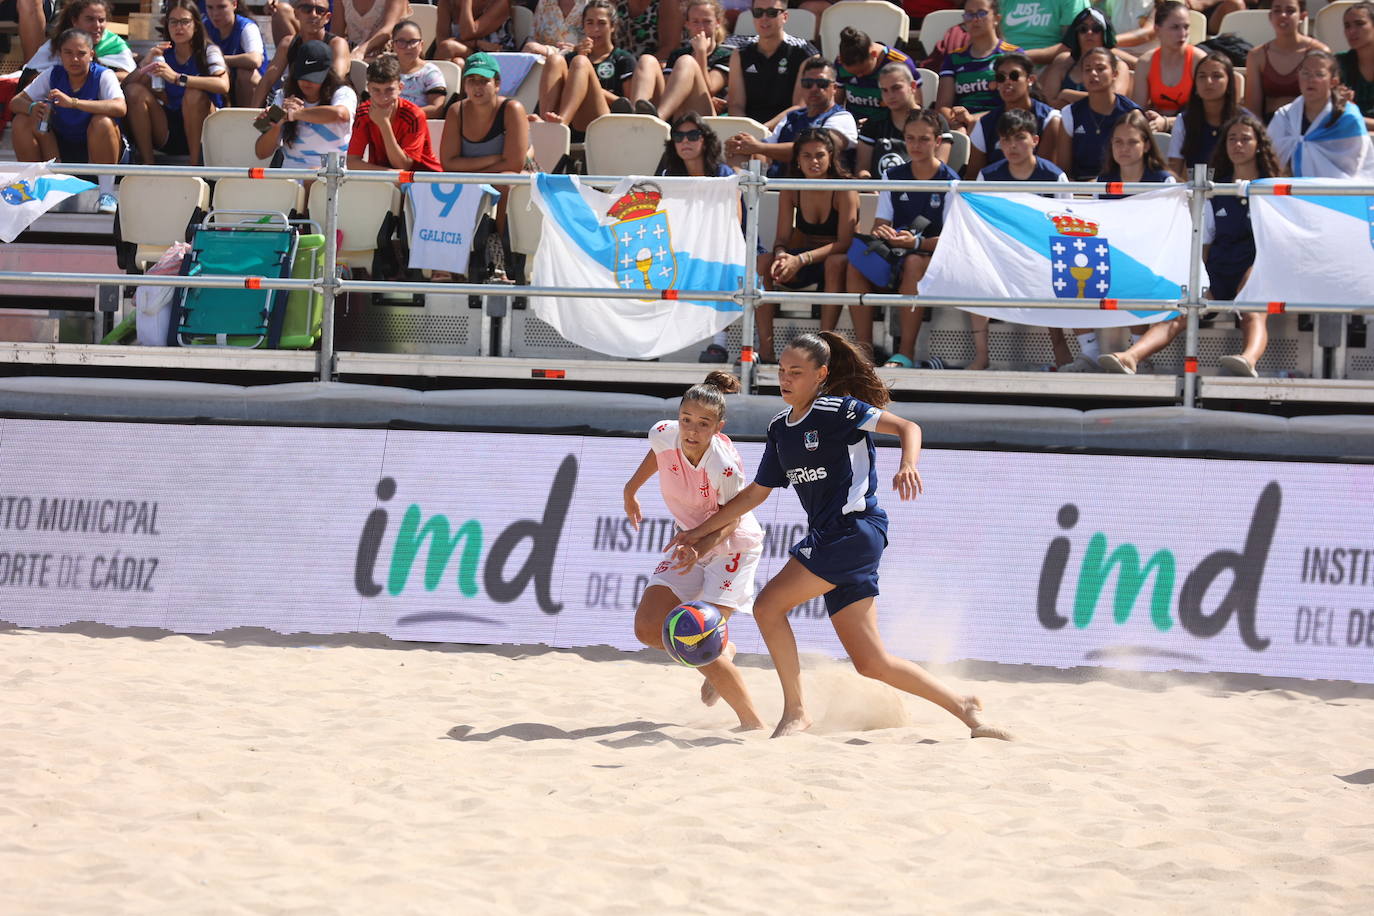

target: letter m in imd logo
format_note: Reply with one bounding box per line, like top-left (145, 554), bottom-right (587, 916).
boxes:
top-left (1048, 211), bottom-right (1111, 299)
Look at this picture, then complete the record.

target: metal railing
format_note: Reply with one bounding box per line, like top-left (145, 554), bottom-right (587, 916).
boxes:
top-left (6, 156), bottom-right (1373, 406)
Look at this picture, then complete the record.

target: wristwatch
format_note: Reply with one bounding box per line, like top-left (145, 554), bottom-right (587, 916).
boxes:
top-left (177, 74), bottom-right (189, 87)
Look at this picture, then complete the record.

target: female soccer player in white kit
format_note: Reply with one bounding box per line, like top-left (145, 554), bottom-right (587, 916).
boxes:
top-left (623, 371), bottom-right (767, 731)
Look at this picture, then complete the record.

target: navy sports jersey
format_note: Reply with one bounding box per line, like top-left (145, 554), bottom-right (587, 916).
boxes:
top-left (972, 99), bottom-right (1059, 168)
top-left (1095, 167), bottom-right (1174, 199)
top-left (754, 395), bottom-right (886, 532)
top-left (978, 156), bottom-right (1066, 183)
top-left (1203, 196), bottom-right (1255, 299)
top-left (877, 160), bottom-right (958, 235)
top-left (1061, 94), bottom-right (1141, 180)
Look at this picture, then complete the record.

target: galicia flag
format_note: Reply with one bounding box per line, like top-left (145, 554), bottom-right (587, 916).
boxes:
top-left (0, 161), bottom-right (97, 242)
top-left (529, 174), bottom-right (746, 358)
top-left (1239, 179), bottom-right (1374, 305)
top-left (921, 186), bottom-right (1195, 328)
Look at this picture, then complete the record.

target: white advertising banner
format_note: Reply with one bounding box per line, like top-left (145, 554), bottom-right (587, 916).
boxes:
top-left (1, 419), bottom-right (1371, 683)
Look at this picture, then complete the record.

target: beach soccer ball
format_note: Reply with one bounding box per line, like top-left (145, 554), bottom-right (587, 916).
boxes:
top-left (662, 601), bottom-right (728, 668)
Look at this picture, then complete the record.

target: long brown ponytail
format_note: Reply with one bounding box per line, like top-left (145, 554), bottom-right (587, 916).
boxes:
top-left (786, 332), bottom-right (891, 408)
top-left (681, 369), bottom-right (741, 420)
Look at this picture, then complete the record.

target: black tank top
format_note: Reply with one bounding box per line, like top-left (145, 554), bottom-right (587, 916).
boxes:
top-left (795, 193), bottom-right (839, 237)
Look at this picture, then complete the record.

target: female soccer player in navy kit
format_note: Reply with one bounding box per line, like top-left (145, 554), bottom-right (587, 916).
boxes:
top-left (668, 332), bottom-right (1012, 740)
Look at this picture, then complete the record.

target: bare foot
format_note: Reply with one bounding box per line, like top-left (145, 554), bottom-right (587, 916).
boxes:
top-left (699, 641), bottom-right (737, 707)
top-left (967, 357), bottom-right (989, 371)
top-left (732, 720), bottom-right (767, 732)
top-left (962, 696), bottom-right (1014, 741)
top-left (540, 111), bottom-right (565, 124)
top-left (770, 712), bottom-right (812, 738)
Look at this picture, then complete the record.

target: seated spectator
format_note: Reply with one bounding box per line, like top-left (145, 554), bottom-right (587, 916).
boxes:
top-left (1339, 2), bottom-right (1374, 130)
top-left (538, 0), bottom-right (657, 131)
top-left (7, 0), bottom-right (53, 63)
top-left (614, 0), bottom-right (685, 62)
top-left (976, 108), bottom-right (1068, 371)
top-left (204, 0), bottom-right (268, 107)
top-left (440, 51), bottom-right (531, 173)
top-left (1270, 49), bottom-right (1374, 178)
top-left (23, 0), bottom-right (134, 82)
top-left (966, 51), bottom-right (1060, 177)
top-left (1103, 0), bottom-right (1157, 51)
top-left (338, 0), bottom-right (411, 61)
top-left (936, 0), bottom-right (1022, 132)
top-left (846, 110), bottom-right (958, 368)
top-left (1130, 1), bottom-right (1201, 132)
top-left (254, 38), bottom-right (358, 171)
top-left (1099, 113), bottom-right (1279, 376)
top-left (8, 28), bottom-right (125, 212)
top-left (1097, 109), bottom-right (1174, 189)
top-left (725, 0), bottom-right (815, 128)
top-left (855, 62), bottom-right (931, 178)
top-left (1167, 51), bottom-right (1241, 178)
top-left (834, 25), bottom-right (919, 128)
top-left (726, 56), bottom-right (858, 177)
top-left (1052, 46), bottom-right (1141, 180)
top-left (1243, 0), bottom-right (1329, 123)
top-left (756, 128), bottom-right (858, 363)
top-left (996, 0), bottom-right (1086, 67)
top-left (634, 0), bottom-right (731, 122)
top-left (347, 53), bottom-right (442, 171)
top-left (1039, 8), bottom-right (1133, 109)
top-left (436, 0), bottom-right (516, 61)
top-left (391, 19), bottom-right (448, 118)
top-left (522, 0), bottom-right (586, 58)
top-left (252, 0), bottom-right (351, 108)
top-left (125, 0), bottom-right (230, 166)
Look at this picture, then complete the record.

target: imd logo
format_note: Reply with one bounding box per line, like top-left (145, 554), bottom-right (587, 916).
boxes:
top-left (1036, 482), bottom-right (1280, 651)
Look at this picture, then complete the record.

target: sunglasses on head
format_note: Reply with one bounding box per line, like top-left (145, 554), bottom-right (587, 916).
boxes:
top-left (751, 6), bottom-right (784, 17)
top-left (671, 128), bottom-right (703, 142)
top-left (993, 70), bottom-right (1025, 82)
top-left (963, 9), bottom-right (990, 20)
top-left (800, 77), bottom-right (832, 89)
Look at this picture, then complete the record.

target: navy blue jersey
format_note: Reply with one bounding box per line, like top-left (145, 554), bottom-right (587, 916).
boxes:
top-left (973, 99), bottom-right (1058, 168)
top-left (1095, 167), bottom-right (1174, 199)
top-left (754, 395), bottom-right (886, 532)
top-left (1062, 94), bottom-right (1141, 180)
top-left (1204, 196), bottom-right (1256, 280)
top-left (878, 160), bottom-right (958, 236)
top-left (978, 156), bottom-right (1066, 183)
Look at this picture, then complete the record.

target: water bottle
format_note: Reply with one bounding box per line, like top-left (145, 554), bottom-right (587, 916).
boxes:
top-left (151, 72), bottom-right (164, 91)
top-left (36, 93), bottom-right (51, 134)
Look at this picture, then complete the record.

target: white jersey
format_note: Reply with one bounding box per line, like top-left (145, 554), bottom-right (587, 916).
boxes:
top-left (406, 183), bottom-right (495, 271)
top-left (648, 420), bottom-right (764, 559)
top-left (273, 85), bottom-right (357, 169)
top-left (400, 63), bottom-right (447, 107)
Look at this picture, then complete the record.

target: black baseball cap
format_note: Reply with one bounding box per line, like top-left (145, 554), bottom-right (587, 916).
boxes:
top-left (293, 40), bottom-right (332, 83)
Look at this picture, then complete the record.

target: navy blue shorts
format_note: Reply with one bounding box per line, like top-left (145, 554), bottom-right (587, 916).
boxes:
top-left (789, 513), bottom-right (889, 616)
top-left (1206, 268), bottom-right (1248, 303)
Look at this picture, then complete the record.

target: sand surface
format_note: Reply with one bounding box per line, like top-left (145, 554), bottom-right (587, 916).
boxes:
top-left (1, 623), bottom-right (1371, 914)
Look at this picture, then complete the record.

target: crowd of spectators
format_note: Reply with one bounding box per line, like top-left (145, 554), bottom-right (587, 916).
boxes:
top-left (4, 0), bottom-right (1374, 374)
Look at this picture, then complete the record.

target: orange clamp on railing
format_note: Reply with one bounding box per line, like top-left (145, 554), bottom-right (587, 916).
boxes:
top-left (532, 368), bottom-right (566, 379)
top-left (740, 346), bottom-right (755, 363)
top-left (1184, 356), bottom-right (1198, 373)
top-left (248, 167), bottom-right (267, 179)
top-left (397, 171), bottom-right (415, 184)
top-left (1267, 301), bottom-right (1286, 314)
top-left (1106, 182), bottom-right (1124, 196)
top-left (661, 289), bottom-right (679, 300)
top-left (1099, 298), bottom-right (1119, 310)
top-left (244, 277), bottom-right (262, 289)
top-left (1273, 184), bottom-right (1293, 196)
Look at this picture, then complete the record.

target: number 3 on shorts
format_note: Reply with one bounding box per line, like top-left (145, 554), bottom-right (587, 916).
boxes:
top-left (725, 553), bottom-right (740, 573)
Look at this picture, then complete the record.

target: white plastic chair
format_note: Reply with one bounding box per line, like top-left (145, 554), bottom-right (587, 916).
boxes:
top-left (431, 58), bottom-right (462, 97)
top-left (1315, 1), bottom-right (1356, 52)
top-left (584, 113), bottom-right (671, 175)
top-left (408, 2), bottom-right (439, 51)
top-left (819, 1), bottom-right (909, 60)
top-left (507, 182), bottom-right (543, 259)
top-left (703, 115), bottom-right (768, 141)
top-left (916, 67), bottom-right (939, 108)
top-left (856, 191), bottom-right (878, 233)
top-left (201, 108), bottom-right (276, 168)
top-left (512, 5), bottom-right (534, 48)
top-left (211, 178), bottom-right (305, 218)
top-left (917, 8), bottom-right (963, 58)
top-left (349, 58), bottom-right (368, 95)
top-left (1188, 9), bottom-right (1207, 45)
top-left (1153, 130), bottom-right (1172, 163)
top-left (942, 129), bottom-right (969, 173)
top-left (118, 176), bottom-right (210, 269)
top-left (427, 118), bottom-right (445, 156)
top-left (529, 119), bottom-right (572, 171)
top-left (308, 181), bottom-right (402, 274)
top-left (1217, 10), bottom-right (1277, 48)
top-left (506, 55), bottom-right (544, 114)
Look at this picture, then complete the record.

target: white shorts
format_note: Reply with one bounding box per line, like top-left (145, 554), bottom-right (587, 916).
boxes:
top-left (648, 543), bottom-right (762, 612)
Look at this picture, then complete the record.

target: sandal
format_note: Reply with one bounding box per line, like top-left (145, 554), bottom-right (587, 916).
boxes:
top-left (1218, 354), bottom-right (1258, 377)
top-left (883, 354), bottom-right (914, 368)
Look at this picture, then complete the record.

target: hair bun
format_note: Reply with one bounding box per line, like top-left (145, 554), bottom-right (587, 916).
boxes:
top-left (702, 370), bottom-right (742, 394)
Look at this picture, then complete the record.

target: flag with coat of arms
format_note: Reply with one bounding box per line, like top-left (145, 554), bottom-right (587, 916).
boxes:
top-left (921, 186), bottom-right (1198, 328)
top-left (529, 174), bottom-right (746, 358)
top-left (0, 161), bottom-right (97, 243)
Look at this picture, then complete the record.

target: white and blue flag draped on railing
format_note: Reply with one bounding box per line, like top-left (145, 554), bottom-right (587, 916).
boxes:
top-left (530, 174), bottom-right (746, 358)
top-left (1269, 99), bottom-right (1374, 180)
top-left (921, 186), bottom-right (1194, 328)
top-left (1239, 178), bottom-right (1374, 305)
top-left (0, 161), bottom-right (97, 243)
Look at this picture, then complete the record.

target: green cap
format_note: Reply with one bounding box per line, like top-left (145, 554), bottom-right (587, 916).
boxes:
top-left (464, 52), bottom-right (500, 81)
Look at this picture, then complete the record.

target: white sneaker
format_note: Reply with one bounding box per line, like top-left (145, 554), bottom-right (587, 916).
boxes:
top-left (97, 193), bottom-right (118, 214)
top-left (1058, 354), bottom-right (1102, 373)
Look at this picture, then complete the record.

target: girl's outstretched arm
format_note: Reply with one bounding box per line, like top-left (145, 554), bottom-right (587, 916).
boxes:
top-left (623, 449), bottom-right (657, 530)
top-left (666, 482), bottom-right (772, 551)
top-left (876, 412), bottom-right (924, 501)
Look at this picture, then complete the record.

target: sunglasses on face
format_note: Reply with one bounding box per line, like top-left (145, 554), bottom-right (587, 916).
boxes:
top-left (800, 77), bottom-right (832, 89)
top-left (1078, 24), bottom-right (1103, 34)
top-left (751, 7), bottom-right (784, 17)
top-left (671, 129), bottom-right (703, 142)
top-left (993, 70), bottom-right (1025, 82)
top-left (963, 9), bottom-right (990, 21)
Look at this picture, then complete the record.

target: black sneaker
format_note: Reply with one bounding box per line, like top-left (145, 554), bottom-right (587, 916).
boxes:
top-left (610, 97), bottom-right (634, 114)
top-left (633, 99), bottom-right (658, 117)
top-left (698, 343), bottom-right (728, 363)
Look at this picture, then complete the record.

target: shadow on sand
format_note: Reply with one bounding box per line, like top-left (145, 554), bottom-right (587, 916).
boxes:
top-left (443, 721), bottom-right (743, 749)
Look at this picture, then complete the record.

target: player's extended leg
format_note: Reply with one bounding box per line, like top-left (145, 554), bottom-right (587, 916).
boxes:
top-left (751, 558), bottom-right (835, 737)
top-left (830, 596), bottom-right (1013, 739)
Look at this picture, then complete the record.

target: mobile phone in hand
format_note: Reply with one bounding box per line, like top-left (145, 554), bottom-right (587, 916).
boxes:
top-left (253, 104), bottom-right (287, 134)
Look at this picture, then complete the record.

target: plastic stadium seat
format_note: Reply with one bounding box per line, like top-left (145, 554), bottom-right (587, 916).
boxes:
top-left (529, 119), bottom-right (572, 171)
top-left (916, 67), bottom-right (939, 107)
top-left (819, 1), bottom-right (909, 60)
top-left (507, 182), bottom-right (543, 259)
top-left (431, 58), bottom-right (462, 97)
top-left (118, 176), bottom-right (210, 269)
top-left (427, 118), bottom-right (445, 156)
top-left (1188, 9), bottom-right (1206, 44)
top-left (1153, 131), bottom-right (1172, 164)
top-left (211, 177), bottom-right (305, 218)
top-left (307, 180), bottom-right (401, 273)
top-left (1315, 1), bottom-right (1356, 52)
top-left (408, 2), bottom-right (438, 50)
top-left (584, 113), bottom-right (671, 175)
top-left (733, 8), bottom-right (818, 41)
top-left (943, 129), bottom-right (969, 173)
top-left (1217, 10), bottom-right (1277, 48)
top-left (703, 115), bottom-right (767, 141)
top-left (917, 8), bottom-right (963, 58)
top-left (349, 58), bottom-right (367, 95)
top-left (856, 191), bottom-right (878, 233)
top-left (506, 55), bottom-right (544, 114)
top-left (512, 5), bottom-right (533, 47)
top-left (202, 108), bottom-right (276, 168)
